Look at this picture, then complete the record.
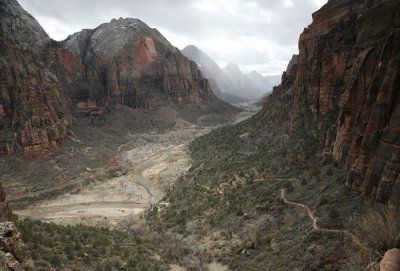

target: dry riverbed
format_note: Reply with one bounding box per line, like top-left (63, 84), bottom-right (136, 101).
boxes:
top-left (15, 128), bottom-right (211, 228)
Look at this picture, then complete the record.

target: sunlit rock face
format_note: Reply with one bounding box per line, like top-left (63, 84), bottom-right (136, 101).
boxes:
top-left (262, 0), bottom-right (400, 206)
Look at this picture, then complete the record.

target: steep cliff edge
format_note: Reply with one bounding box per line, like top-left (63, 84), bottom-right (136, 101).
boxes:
top-left (0, 0), bottom-right (224, 159)
top-left (0, 0), bottom-right (71, 159)
top-left (263, 0), bottom-right (400, 205)
top-left (0, 183), bottom-right (35, 270)
top-left (60, 18), bottom-right (214, 109)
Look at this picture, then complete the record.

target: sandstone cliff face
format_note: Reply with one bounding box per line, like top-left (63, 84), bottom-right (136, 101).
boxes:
top-left (1, 0), bottom-right (217, 158)
top-left (0, 0), bottom-right (71, 159)
top-left (264, 0), bottom-right (400, 205)
top-left (0, 183), bottom-right (35, 270)
top-left (61, 18), bottom-right (214, 109)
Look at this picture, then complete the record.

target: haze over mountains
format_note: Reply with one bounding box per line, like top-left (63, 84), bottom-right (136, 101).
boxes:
top-left (1, 0), bottom-right (400, 270)
top-left (182, 45), bottom-right (276, 103)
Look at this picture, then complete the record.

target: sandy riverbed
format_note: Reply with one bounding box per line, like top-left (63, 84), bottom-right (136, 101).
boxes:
top-left (15, 128), bottom-right (210, 228)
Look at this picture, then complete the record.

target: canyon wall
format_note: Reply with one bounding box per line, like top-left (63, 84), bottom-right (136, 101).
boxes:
top-left (264, 0), bottom-right (400, 206)
top-left (0, 0), bottom-right (71, 159)
top-left (0, 0), bottom-right (216, 158)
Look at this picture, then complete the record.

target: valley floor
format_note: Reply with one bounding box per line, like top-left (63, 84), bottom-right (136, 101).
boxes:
top-left (1, 103), bottom-right (256, 270)
top-left (15, 128), bottom-right (210, 228)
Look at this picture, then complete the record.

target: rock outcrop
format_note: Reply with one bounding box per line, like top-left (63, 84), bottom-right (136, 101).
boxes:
top-left (0, 0), bottom-right (218, 158)
top-left (0, 0), bottom-right (71, 159)
top-left (380, 249), bottom-right (400, 271)
top-left (61, 18), bottom-right (214, 109)
top-left (263, 0), bottom-right (400, 205)
top-left (0, 183), bottom-right (35, 270)
top-left (0, 184), bottom-right (12, 222)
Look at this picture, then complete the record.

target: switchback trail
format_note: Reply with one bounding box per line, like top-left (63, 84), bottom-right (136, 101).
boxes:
top-left (280, 189), bottom-right (345, 233)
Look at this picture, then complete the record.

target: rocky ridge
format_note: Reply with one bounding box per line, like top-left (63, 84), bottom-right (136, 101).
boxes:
top-left (263, 0), bottom-right (400, 205)
top-left (0, 0), bottom-right (220, 159)
top-left (60, 18), bottom-right (214, 109)
top-left (0, 182), bottom-right (34, 270)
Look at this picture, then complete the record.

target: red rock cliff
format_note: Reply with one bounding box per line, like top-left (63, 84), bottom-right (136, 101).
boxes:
top-left (62, 18), bottom-right (214, 109)
top-left (263, 0), bottom-right (400, 206)
top-left (0, 1), bottom-right (217, 158)
top-left (0, 0), bottom-right (71, 159)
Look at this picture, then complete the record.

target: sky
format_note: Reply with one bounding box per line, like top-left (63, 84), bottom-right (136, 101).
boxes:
top-left (19, 0), bottom-right (327, 76)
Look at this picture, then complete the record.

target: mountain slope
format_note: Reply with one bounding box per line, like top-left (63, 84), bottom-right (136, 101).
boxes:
top-left (0, 0), bottom-right (235, 159)
top-left (264, 0), bottom-right (400, 206)
top-left (247, 70), bottom-right (273, 94)
top-left (182, 45), bottom-right (271, 102)
top-left (60, 18), bottom-right (214, 109)
top-left (148, 0), bottom-right (400, 269)
top-left (0, 0), bottom-right (72, 159)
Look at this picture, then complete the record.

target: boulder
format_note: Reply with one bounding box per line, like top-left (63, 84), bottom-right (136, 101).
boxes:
top-left (380, 248), bottom-right (400, 271)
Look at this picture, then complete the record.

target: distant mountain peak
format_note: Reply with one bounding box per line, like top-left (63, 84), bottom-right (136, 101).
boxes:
top-left (225, 62), bottom-right (241, 73)
top-left (182, 46), bottom-right (273, 103)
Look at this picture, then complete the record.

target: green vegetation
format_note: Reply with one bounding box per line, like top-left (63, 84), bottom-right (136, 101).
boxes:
top-left (146, 107), bottom-right (370, 270)
top-left (350, 207), bottom-right (400, 257)
top-left (16, 219), bottom-right (164, 271)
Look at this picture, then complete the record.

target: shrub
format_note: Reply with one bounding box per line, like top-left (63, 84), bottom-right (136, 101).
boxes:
top-left (283, 181), bottom-right (294, 193)
top-left (350, 207), bottom-right (400, 256)
top-left (328, 207), bottom-right (339, 219)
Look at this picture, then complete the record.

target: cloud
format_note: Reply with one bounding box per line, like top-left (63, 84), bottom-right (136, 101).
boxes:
top-left (18, 0), bottom-right (327, 75)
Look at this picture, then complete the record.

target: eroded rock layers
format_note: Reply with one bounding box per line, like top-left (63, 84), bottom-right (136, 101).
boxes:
top-left (263, 0), bottom-right (400, 205)
top-left (0, 0), bottom-right (71, 159)
top-left (0, 0), bottom-right (214, 158)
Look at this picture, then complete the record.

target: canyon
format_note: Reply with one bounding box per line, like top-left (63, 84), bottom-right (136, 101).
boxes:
top-left (0, 0), bottom-right (231, 160)
top-left (181, 45), bottom-right (274, 103)
top-left (0, 0), bottom-right (399, 270)
top-left (263, 0), bottom-right (400, 206)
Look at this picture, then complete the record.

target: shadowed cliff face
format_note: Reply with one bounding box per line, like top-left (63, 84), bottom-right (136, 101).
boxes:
top-left (0, 0), bottom-right (72, 159)
top-left (59, 18), bottom-right (214, 109)
top-left (0, 184), bottom-right (12, 222)
top-left (263, 0), bottom-right (400, 206)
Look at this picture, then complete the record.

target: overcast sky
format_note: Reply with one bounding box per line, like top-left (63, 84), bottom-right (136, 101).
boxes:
top-left (19, 0), bottom-right (327, 76)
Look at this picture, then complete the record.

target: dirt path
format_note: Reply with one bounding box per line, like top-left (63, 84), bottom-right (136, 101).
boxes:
top-left (212, 175), bottom-right (344, 234)
top-left (280, 189), bottom-right (344, 233)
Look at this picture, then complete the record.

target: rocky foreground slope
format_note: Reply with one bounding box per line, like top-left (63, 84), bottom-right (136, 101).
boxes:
top-left (0, 183), bottom-right (34, 270)
top-left (0, 0), bottom-right (225, 159)
top-left (264, 0), bottom-right (400, 206)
